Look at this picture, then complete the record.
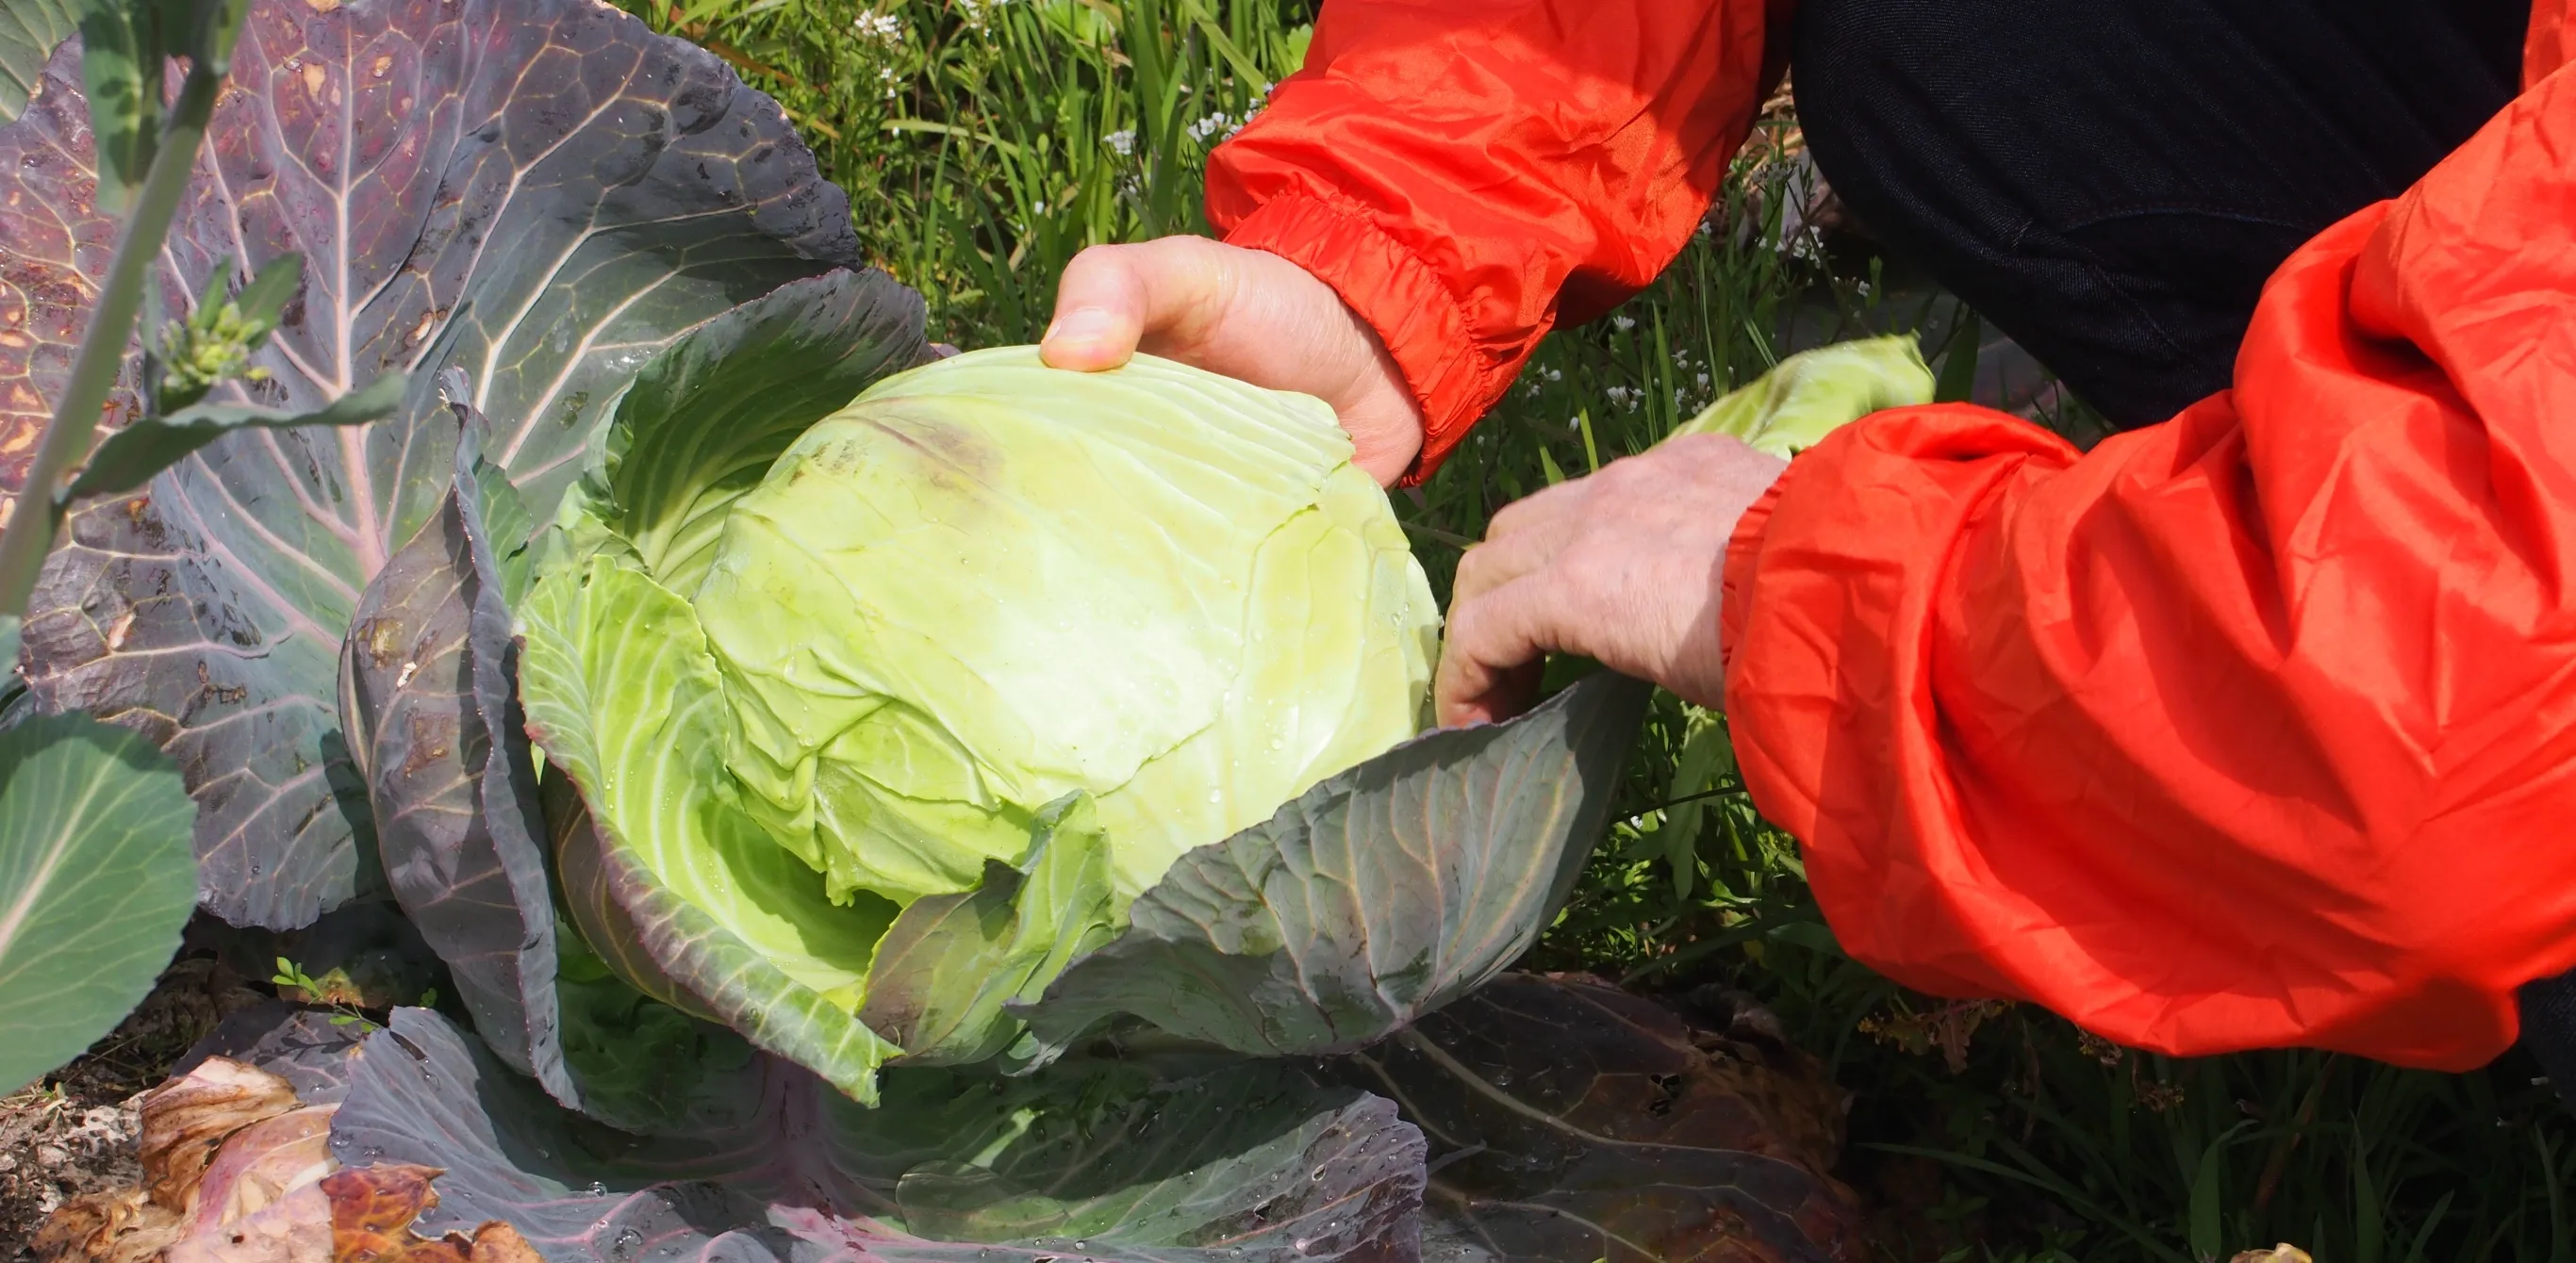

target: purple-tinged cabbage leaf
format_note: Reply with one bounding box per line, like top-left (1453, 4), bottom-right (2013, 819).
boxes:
top-left (173, 1001), bottom-right (370, 1105)
top-left (2, 0), bottom-right (867, 930)
top-left (1337, 974), bottom-right (1868, 1262)
top-left (1015, 675), bottom-right (1653, 1060)
top-left (337, 372), bottom-right (562, 1099)
top-left (328, 1007), bottom-right (1428, 1263)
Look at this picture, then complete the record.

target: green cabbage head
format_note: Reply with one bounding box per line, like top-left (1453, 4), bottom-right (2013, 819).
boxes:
top-left (519, 341), bottom-right (1442, 1078)
top-left (694, 346), bottom-right (1439, 905)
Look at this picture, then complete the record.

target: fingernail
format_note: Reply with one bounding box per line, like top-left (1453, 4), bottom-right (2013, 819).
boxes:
top-left (1045, 306), bottom-right (1114, 346)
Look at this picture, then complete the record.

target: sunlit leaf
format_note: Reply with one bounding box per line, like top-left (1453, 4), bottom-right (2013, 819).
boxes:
top-left (0, 712), bottom-right (197, 1093)
top-left (0, 0), bottom-right (76, 124)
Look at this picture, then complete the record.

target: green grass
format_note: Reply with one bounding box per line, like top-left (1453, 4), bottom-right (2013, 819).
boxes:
top-left (617, 3), bottom-right (2575, 1257)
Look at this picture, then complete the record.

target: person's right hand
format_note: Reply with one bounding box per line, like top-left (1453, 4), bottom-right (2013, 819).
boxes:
top-left (1041, 237), bottom-right (1427, 484)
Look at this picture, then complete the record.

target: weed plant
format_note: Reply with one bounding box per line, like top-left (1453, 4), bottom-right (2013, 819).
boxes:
top-left (611, 3), bottom-right (2576, 1258)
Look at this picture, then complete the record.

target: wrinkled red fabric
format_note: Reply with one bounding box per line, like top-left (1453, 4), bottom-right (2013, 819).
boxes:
top-left (1216, 3), bottom-right (2576, 1068)
top-left (1206, 0), bottom-right (1776, 484)
top-left (2534, 0), bottom-right (2570, 87)
top-left (1726, 64), bottom-right (2576, 1069)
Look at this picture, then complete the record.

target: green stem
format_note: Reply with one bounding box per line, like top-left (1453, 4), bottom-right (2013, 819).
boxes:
top-left (0, 64), bottom-right (223, 619)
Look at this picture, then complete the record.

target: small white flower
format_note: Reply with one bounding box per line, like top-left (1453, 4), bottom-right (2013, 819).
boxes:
top-left (850, 11), bottom-right (905, 42)
top-left (954, 0), bottom-right (1012, 29)
top-left (1694, 372), bottom-right (1710, 388)
top-left (1102, 128), bottom-right (1136, 156)
top-left (1611, 315), bottom-right (1636, 333)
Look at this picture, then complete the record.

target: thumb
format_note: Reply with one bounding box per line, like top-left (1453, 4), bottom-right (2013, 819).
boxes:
top-left (1040, 239), bottom-right (1224, 371)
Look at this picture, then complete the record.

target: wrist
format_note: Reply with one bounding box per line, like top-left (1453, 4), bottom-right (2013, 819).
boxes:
top-left (1218, 193), bottom-right (1482, 484)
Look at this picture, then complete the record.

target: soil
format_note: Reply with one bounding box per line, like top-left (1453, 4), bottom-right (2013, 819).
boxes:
top-left (1, 957), bottom-right (267, 1259)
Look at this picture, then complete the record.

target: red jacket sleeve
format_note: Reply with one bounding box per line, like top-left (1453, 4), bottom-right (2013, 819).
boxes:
top-left (1205, 0), bottom-right (1784, 484)
top-left (2533, 0), bottom-right (2569, 88)
top-left (1720, 65), bottom-right (2576, 1071)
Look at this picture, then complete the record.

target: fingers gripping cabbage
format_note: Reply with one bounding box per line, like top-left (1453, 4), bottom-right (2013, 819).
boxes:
top-left (696, 349), bottom-right (1439, 905)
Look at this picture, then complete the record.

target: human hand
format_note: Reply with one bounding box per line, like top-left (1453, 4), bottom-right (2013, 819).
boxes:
top-left (1041, 236), bottom-right (1427, 484)
top-left (1435, 434), bottom-right (1789, 727)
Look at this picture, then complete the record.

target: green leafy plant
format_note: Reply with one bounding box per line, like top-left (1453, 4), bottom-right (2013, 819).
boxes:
top-left (267, 955), bottom-right (381, 1031)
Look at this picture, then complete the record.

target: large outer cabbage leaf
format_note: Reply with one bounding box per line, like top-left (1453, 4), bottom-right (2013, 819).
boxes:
top-left (2, 0), bottom-right (864, 929)
top-left (329, 1007), bottom-right (1428, 1263)
top-left (1340, 974), bottom-right (1868, 1261)
top-left (1016, 674), bottom-right (1652, 1059)
top-left (318, 989), bottom-right (1859, 1262)
top-left (695, 347), bottom-right (1439, 906)
top-left (340, 386), bottom-right (554, 1085)
top-left (0, 713), bottom-right (198, 1094)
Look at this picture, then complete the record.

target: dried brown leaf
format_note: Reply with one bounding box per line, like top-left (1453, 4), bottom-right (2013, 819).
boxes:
top-left (164, 1179), bottom-right (331, 1263)
top-left (184, 1105), bottom-right (339, 1237)
top-left (323, 1162), bottom-right (444, 1256)
top-left (138, 1058), bottom-right (300, 1214)
top-left (28, 1186), bottom-right (183, 1263)
top-left (164, 1163), bottom-right (533, 1263)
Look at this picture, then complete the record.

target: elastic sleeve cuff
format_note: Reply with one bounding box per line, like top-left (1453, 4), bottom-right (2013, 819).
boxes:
top-left (1718, 459), bottom-right (1797, 681)
top-left (1218, 193), bottom-right (1509, 485)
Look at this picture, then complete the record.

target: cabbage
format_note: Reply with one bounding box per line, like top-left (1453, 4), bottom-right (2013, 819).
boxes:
top-left (1671, 333), bottom-right (1935, 455)
top-left (695, 347), bottom-right (1440, 904)
top-left (513, 334), bottom-right (1450, 1079)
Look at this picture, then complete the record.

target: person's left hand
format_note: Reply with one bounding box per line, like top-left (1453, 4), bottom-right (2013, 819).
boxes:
top-left (1435, 434), bottom-right (1789, 727)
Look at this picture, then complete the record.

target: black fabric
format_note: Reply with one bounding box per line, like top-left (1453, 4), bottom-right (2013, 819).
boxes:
top-left (2521, 971), bottom-right (2576, 1110)
top-left (1791, 0), bottom-right (2529, 428)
